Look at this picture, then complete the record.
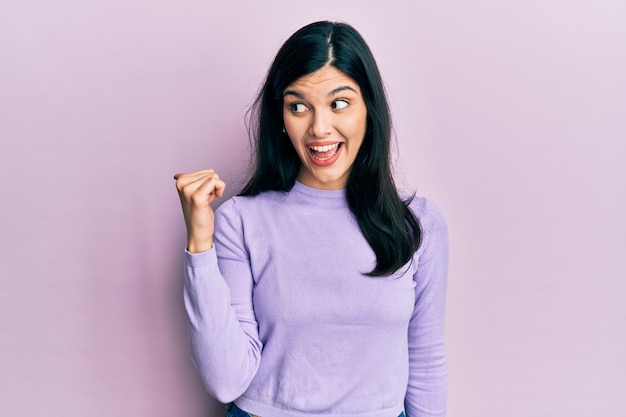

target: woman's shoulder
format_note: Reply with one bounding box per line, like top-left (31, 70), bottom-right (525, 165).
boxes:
top-left (215, 190), bottom-right (286, 218)
top-left (404, 193), bottom-right (448, 236)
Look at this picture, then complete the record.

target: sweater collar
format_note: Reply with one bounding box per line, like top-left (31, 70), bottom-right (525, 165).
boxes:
top-left (292, 181), bottom-right (347, 200)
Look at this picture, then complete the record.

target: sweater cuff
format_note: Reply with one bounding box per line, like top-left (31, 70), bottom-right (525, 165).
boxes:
top-left (185, 246), bottom-right (218, 268)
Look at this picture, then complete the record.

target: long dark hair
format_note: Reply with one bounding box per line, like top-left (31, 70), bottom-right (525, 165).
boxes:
top-left (240, 21), bottom-right (421, 276)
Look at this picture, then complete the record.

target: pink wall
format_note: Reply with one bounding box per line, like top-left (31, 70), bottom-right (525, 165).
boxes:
top-left (1, 1), bottom-right (624, 416)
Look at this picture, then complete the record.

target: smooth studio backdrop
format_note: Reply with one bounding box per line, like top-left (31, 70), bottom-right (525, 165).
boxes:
top-left (1, 1), bottom-right (624, 416)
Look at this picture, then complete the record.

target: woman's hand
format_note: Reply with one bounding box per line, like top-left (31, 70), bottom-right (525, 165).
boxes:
top-left (174, 169), bottom-right (226, 253)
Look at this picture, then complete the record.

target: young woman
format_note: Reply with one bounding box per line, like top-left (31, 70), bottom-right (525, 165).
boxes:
top-left (174, 21), bottom-right (448, 417)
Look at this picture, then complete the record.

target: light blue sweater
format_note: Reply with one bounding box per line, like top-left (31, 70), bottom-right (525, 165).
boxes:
top-left (183, 181), bottom-right (448, 417)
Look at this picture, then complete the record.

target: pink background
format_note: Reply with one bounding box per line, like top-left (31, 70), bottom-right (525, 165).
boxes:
top-left (1, 1), bottom-right (624, 416)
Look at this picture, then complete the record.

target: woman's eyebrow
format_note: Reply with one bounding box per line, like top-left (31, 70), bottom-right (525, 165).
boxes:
top-left (283, 90), bottom-right (304, 99)
top-left (328, 86), bottom-right (357, 96)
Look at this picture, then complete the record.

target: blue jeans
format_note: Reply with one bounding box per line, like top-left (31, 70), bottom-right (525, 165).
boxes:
top-left (226, 402), bottom-right (405, 417)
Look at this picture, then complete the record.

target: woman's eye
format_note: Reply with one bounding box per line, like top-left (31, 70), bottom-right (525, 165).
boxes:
top-left (332, 99), bottom-right (349, 110)
top-left (290, 103), bottom-right (307, 113)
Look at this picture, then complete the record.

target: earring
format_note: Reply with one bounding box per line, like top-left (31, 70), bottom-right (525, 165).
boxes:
top-left (282, 128), bottom-right (287, 135)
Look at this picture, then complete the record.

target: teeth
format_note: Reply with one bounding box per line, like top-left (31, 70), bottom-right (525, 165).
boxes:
top-left (309, 143), bottom-right (339, 152)
top-left (312, 153), bottom-right (333, 161)
top-left (308, 143), bottom-right (341, 161)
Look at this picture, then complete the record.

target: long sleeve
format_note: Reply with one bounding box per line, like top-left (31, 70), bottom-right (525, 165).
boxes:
top-left (183, 198), bottom-right (262, 403)
top-left (404, 200), bottom-right (449, 417)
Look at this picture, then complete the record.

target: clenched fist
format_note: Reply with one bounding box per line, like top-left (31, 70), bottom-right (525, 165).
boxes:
top-left (174, 169), bottom-right (226, 253)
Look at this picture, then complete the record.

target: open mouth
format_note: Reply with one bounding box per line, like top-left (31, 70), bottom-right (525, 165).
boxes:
top-left (308, 143), bottom-right (342, 161)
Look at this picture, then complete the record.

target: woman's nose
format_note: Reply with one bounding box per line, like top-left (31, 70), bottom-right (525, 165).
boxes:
top-left (308, 110), bottom-right (332, 138)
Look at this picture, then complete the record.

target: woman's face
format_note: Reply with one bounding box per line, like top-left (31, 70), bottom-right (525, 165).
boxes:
top-left (282, 66), bottom-right (367, 190)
